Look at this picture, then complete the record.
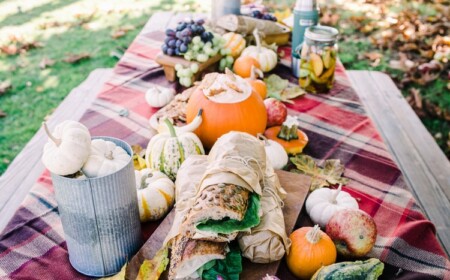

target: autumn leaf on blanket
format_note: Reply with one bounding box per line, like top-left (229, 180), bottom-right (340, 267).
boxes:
top-left (137, 247), bottom-right (169, 280)
top-left (63, 52), bottom-right (91, 64)
top-left (132, 144), bottom-right (147, 170)
top-left (290, 154), bottom-right (349, 191)
top-left (265, 74), bottom-right (305, 103)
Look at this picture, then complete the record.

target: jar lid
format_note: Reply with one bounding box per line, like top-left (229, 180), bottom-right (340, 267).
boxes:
top-left (305, 26), bottom-right (339, 42)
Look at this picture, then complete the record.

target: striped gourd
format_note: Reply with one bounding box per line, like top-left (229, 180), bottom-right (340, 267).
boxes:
top-left (223, 32), bottom-right (246, 58)
top-left (311, 258), bottom-right (384, 280)
top-left (145, 119), bottom-right (204, 180)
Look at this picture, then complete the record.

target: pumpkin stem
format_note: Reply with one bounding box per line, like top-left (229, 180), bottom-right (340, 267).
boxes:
top-left (306, 224), bottom-right (322, 244)
top-left (253, 28), bottom-right (261, 53)
top-left (42, 122), bottom-right (62, 147)
top-left (105, 150), bottom-right (114, 160)
top-left (257, 133), bottom-right (269, 146)
top-left (164, 118), bottom-right (177, 138)
top-left (250, 65), bottom-right (264, 80)
top-left (331, 184), bottom-right (342, 204)
top-left (277, 123), bottom-right (299, 141)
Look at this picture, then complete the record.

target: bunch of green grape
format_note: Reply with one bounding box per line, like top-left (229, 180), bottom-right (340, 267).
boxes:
top-left (175, 63), bottom-right (199, 87)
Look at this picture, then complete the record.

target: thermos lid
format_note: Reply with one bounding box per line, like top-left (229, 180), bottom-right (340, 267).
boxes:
top-left (295, 0), bottom-right (318, 11)
top-left (305, 26), bottom-right (339, 42)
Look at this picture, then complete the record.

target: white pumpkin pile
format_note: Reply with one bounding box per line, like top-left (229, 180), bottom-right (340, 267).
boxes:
top-left (42, 121), bottom-right (130, 178)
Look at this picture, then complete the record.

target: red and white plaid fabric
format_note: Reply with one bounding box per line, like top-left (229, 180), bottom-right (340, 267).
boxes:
top-left (0, 16), bottom-right (449, 280)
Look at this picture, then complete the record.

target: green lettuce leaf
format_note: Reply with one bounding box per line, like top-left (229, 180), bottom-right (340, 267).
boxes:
top-left (202, 244), bottom-right (242, 280)
top-left (196, 193), bottom-right (260, 234)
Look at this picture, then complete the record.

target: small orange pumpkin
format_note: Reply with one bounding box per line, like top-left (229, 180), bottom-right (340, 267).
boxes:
top-left (233, 56), bottom-right (261, 78)
top-left (264, 116), bottom-right (308, 154)
top-left (287, 225), bottom-right (337, 279)
top-left (186, 70), bottom-right (267, 149)
top-left (246, 65), bottom-right (267, 100)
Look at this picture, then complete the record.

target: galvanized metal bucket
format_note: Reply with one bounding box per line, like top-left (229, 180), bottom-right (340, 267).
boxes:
top-left (52, 136), bottom-right (141, 277)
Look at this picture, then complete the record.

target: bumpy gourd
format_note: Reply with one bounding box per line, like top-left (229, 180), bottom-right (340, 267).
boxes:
top-left (306, 185), bottom-right (359, 228)
top-left (82, 139), bottom-right (130, 177)
top-left (145, 119), bottom-right (204, 180)
top-left (241, 29), bottom-right (278, 72)
top-left (311, 258), bottom-right (384, 280)
top-left (135, 169), bottom-right (175, 222)
top-left (42, 121), bottom-right (91, 176)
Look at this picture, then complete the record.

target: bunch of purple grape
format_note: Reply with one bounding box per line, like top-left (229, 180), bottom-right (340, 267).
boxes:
top-left (162, 19), bottom-right (214, 56)
top-left (248, 10), bottom-right (277, 22)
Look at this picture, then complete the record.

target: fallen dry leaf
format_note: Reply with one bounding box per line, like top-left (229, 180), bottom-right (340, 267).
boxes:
top-left (111, 24), bottom-right (135, 39)
top-left (409, 88), bottom-right (422, 109)
top-left (0, 80), bottom-right (12, 96)
top-left (389, 53), bottom-right (415, 72)
top-left (39, 57), bottom-right (55, 69)
top-left (63, 52), bottom-right (91, 63)
top-left (290, 154), bottom-right (349, 191)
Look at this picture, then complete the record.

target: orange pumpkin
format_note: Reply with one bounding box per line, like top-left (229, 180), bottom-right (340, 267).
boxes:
top-left (233, 56), bottom-right (261, 78)
top-left (186, 71), bottom-right (267, 150)
top-left (246, 65), bottom-right (267, 99)
top-left (287, 225), bottom-right (337, 279)
top-left (264, 116), bottom-right (308, 154)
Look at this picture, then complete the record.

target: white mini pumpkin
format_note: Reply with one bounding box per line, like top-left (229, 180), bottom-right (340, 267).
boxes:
top-left (258, 134), bottom-right (288, 169)
top-left (135, 169), bottom-right (175, 222)
top-left (305, 185), bottom-right (359, 228)
top-left (145, 119), bottom-right (204, 180)
top-left (241, 29), bottom-right (278, 72)
top-left (82, 139), bottom-right (131, 178)
top-left (145, 86), bottom-right (175, 108)
top-left (42, 121), bottom-right (91, 176)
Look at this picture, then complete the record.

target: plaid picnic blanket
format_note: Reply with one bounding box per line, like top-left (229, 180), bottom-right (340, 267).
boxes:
top-left (1, 15), bottom-right (449, 280)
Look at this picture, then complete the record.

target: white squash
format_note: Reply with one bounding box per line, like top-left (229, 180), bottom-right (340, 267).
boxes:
top-left (145, 86), bottom-right (175, 108)
top-left (82, 139), bottom-right (131, 178)
top-left (135, 169), bottom-right (175, 222)
top-left (258, 134), bottom-right (288, 169)
top-left (305, 185), bottom-right (359, 228)
top-left (42, 121), bottom-right (91, 176)
top-left (145, 119), bottom-right (204, 180)
top-left (241, 29), bottom-right (278, 72)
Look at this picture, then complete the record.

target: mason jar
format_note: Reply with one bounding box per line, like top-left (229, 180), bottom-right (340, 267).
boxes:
top-left (299, 26), bottom-right (339, 93)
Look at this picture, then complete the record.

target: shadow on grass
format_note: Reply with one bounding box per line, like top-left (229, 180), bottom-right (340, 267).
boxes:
top-left (0, 11), bottom-right (155, 175)
top-left (0, 0), bottom-right (80, 28)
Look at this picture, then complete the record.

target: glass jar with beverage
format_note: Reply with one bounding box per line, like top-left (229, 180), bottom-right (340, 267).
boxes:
top-left (299, 26), bottom-right (339, 93)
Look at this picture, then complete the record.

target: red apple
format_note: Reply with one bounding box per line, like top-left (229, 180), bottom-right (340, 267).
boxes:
top-left (264, 98), bottom-right (287, 127)
top-left (326, 209), bottom-right (377, 258)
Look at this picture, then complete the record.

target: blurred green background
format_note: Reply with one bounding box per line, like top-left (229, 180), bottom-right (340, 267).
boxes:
top-left (0, 0), bottom-right (448, 175)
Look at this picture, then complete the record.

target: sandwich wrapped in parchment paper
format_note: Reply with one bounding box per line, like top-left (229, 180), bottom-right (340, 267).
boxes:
top-left (238, 162), bottom-right (291, 263)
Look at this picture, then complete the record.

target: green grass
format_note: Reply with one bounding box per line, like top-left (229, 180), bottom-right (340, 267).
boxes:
top-left (0, 0), bottom-right (448, 175)
top-left (0, 0), bottom-right (208, 174)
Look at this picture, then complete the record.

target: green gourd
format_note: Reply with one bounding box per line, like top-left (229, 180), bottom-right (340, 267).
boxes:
top-left (311, 258), bottom-right (384, 280)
